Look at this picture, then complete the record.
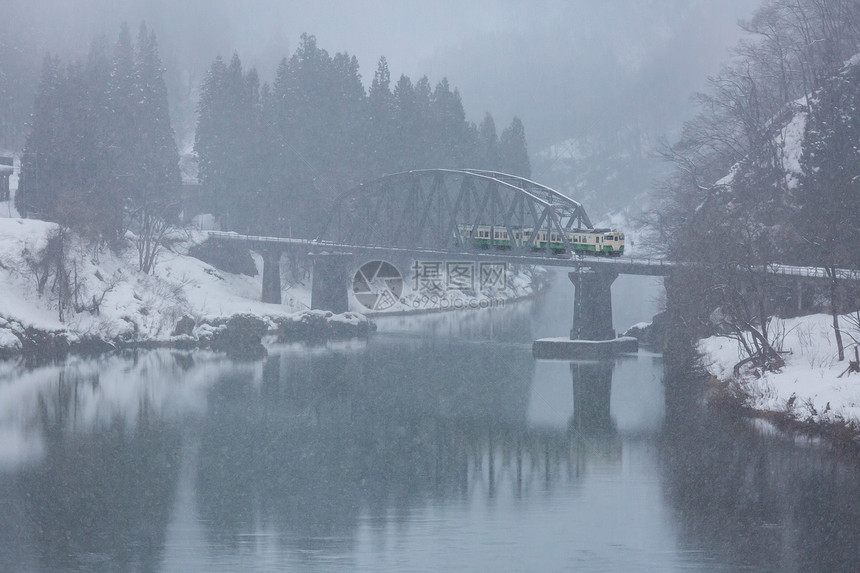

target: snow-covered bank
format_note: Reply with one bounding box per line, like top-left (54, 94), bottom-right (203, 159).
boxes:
top-left (0, 216), bottom-right (545, 360)
top-left (0, 217), bottom-right (373, 359)
top-left (699, 313), bottom-right (860, 443)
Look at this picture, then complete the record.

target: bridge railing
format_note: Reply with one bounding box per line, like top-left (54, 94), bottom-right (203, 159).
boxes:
top-left (207, 232), bottom-right (860, 281)
top-left (766, 263), bottom-right (860, 281)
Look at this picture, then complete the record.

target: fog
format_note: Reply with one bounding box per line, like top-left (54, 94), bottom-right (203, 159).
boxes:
top-left (3, 0), bottom-right (758, 153)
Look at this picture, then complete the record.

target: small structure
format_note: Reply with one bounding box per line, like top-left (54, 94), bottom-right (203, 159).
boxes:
top-left (532, 336), bottom-right (638, 360)
top-left (533, 268), bottom-right (638, 359)
top-left (0, 157), bottom-right (12, 202)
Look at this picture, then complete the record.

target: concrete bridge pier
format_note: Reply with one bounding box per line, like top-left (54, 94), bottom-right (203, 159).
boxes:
top-left (569, 269), bottom-right (619, 341)
top-left (261, 248), bottom-right (283, 304)
top-left (310, 252), bottom-right (354, 313)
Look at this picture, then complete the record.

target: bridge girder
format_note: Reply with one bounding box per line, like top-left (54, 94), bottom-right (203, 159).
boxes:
top-left (319, 169), bottom-right (593, 253)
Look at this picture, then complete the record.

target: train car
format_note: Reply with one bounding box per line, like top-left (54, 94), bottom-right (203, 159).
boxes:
top-left (456, 224), bottom-right (522, 249)
top-left (570, 229), bottom-right (625, 256)
top-left (455, 225), bottom-right (624, 256)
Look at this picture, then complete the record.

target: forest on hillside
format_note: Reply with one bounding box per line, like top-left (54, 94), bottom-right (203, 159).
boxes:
top-left (194, 34), bottom-right (530, 237)
top-left (650, 0), bottom-right (860, 367)
top-left (13, 27), bottom-right (531, 249)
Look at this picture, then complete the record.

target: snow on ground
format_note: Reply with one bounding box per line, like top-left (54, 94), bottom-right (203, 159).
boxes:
top-left (0, 213), bottom-right (544, 354)
top-left (0, 217), bottom-right (317, 349)
top-left (699, 313), bottom-right (860, 428)
top-left (0, 153), bottom-right (541, 351)
top-left (0, 218), bottom-right (74, 330)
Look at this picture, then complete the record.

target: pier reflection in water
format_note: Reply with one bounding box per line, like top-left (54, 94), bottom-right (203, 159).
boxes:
top-left (0, 290), bottom-right (859, 570)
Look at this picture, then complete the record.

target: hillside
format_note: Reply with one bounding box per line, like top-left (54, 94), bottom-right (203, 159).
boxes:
top-left (689, 54), bottom-right (860, 442)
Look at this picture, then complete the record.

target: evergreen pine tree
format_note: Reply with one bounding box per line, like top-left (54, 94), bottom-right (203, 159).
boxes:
top-left (132, 23), bottom-right (181, 272)
top-left (270, 34), bottom-right (334, 236)
top-left (195, 55), bottom-right (230, 223)
top-left (367, 57), bottom-right (395, 176)
top-left (17, 23), bottom-right (181, 262)
top-left (331, 52), bottom-right (367, 185)
top-left (56, 60), bottom-right (97, 228)
top-left (412, 76), bottom-right (434, 168)
top-left (500, 117), bottom-right (531, 177)
top-left (223, 53), bottom-right (255, 231)
top-left (430, 78), bottom-right (472, 168)
top-left (102, 22), bottom-right (139, 242)
top-left (78, 36), bottom-right (114, 236)
top-left (477, 113), bottom-right (500, 171)
top-left (391, 75), bottom-right (415, 172)
top-left (17, 55), bottom-right (64, 219)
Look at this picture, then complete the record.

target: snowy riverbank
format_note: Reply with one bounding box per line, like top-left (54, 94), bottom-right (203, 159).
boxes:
top-left (0, 217), bottom-right (375, 359)
top-left (0, 215), bottom-right (546, 360)
top-left (698, 313), bottom-right (860, 444)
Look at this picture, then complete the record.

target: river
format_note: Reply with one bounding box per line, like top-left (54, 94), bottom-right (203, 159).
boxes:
top-left (0, 269), bottom-right (859, 572)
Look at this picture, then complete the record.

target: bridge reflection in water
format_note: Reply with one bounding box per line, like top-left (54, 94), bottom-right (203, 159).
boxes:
top-left (191, 345), bottom-right (651, 547)
top-left (0, 345), bottom-right (655, 570)
top-left (3, 341), bottom-right (860, 570)
top-left (571, 360), bottom-right (615, 436)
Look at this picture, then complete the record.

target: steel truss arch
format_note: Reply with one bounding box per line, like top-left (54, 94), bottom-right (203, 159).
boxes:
top-left (319, 169), bottom-right (594, 254)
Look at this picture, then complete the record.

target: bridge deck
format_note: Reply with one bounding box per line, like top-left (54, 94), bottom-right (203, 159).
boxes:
top-left (206, 231), bottom-right (860, 281)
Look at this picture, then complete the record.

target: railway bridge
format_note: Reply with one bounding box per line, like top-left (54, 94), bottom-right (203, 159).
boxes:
top-left (208, 169), bottom-right (860, 342)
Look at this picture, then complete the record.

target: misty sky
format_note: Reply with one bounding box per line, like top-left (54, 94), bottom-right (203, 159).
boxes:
top-left (4, 0), bottom-right (760, 151)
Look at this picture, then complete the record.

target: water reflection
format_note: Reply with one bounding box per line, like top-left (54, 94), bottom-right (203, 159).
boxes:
top-left (193, 337), bottom-right (537, 551)
top-left (0, 351), bottom-right (242, 573)
top-left (187, 345), bottom-right (674, 568)
top-left (1, 306), bottom-right (860, 570)
top-left (661, 400), bottom-right (860, 571)
top-left (570, 360), bottom-right (615, 436)
top-left (0, 363), bottom-right (186, 572)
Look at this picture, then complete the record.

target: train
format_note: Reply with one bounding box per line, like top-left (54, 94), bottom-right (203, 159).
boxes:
top-left (455, 224), bottom-right (625, 256)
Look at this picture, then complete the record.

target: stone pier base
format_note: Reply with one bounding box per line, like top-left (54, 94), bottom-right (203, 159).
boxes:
top-left (532, 336), bottom-right (638, 360)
